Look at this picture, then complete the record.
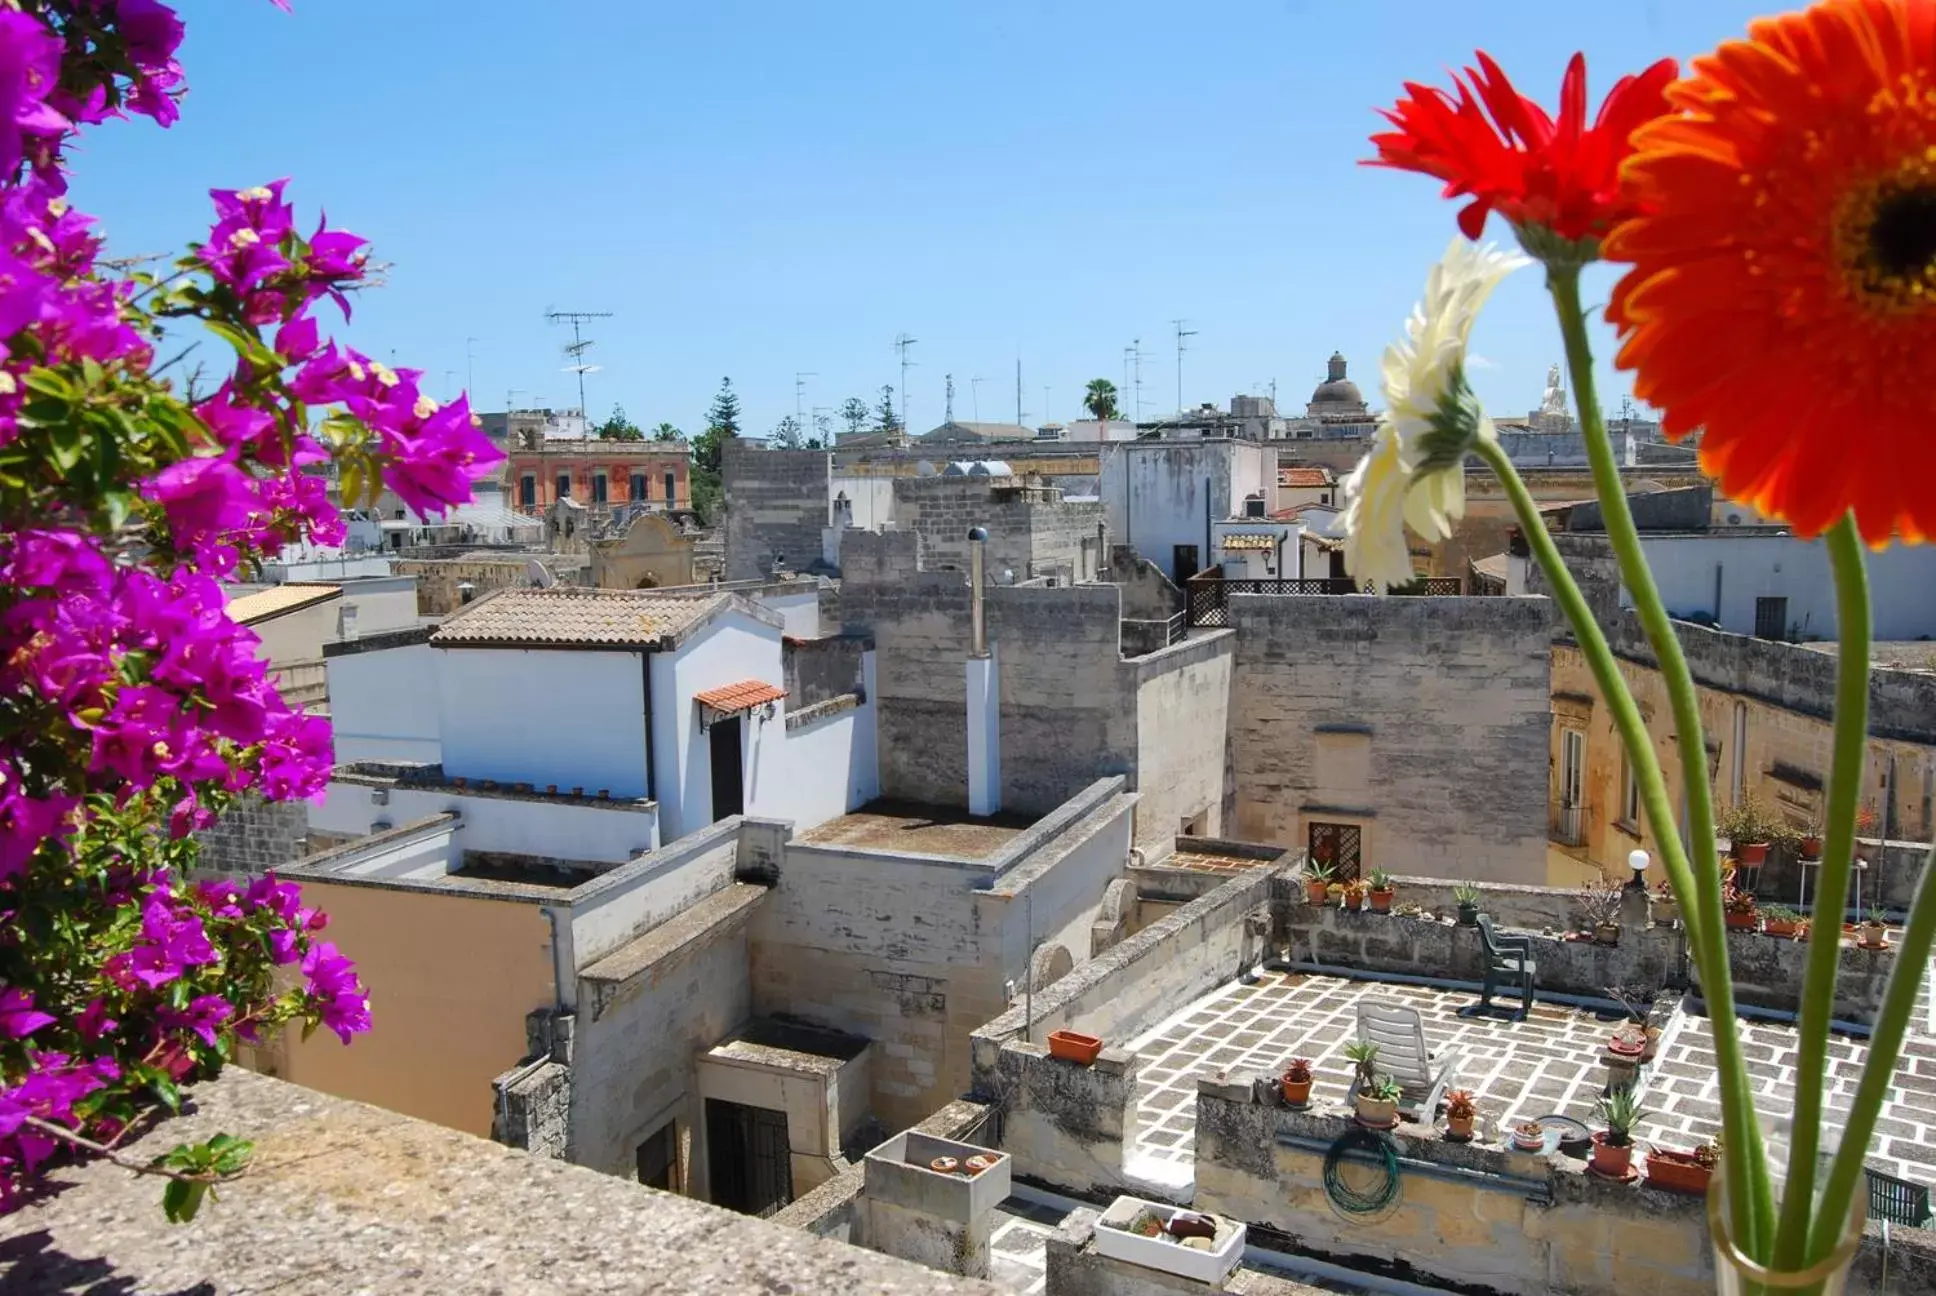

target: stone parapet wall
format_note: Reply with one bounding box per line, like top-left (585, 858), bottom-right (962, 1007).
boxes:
top-left (723, 438), bottom-right (832, 580)
top-left (195, 793), bottom-right (312, 876)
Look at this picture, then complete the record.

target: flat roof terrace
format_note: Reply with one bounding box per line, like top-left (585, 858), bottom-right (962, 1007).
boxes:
top-left (1123, 970), bottom-right (1936, 1189)
top-left (796, 799), bottom-right (1036, 861)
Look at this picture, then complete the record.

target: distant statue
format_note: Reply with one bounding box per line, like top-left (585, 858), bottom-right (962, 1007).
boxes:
top-left (1538, 363), bottom-right (1568, 418)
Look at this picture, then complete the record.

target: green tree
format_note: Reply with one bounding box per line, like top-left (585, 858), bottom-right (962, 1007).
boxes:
top-left (873, 384), bottom-right (898, 433)
top-left (596, 403), bottom-right (642, 440)
top-left (1084, 378), bottom-right (1120, 422)
top-left (770, 415), bottom-right (804, 449)
top-left (706, 376), bottom-right (743, 438)
top-left (838, 396), bottom-right (869, 438)
top-left (651, 421), bottom-right (682, 442)
top-left (809, 412), bottom-right (833, 449)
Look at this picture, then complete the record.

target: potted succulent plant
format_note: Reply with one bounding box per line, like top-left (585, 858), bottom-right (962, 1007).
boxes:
top-left (1590, 1089), bottom-right (1646, 1179)
top-left (1650, 878), bottom-right (1678, 927)
top-left (1722, 883), bottom-right (1760, 931)
top-left (1577, 879), bottom-right (1623, 945)
top-left (1344, 1039), bottom-right (1380, 1096)
top-left (1607, 1024), bottom-right (1649, 1061)
top-left (1366, 867), bottom-right (1396, 914)
top-left (1645, 1141), bottom-right (1718, 1195)
top-left (1304, 860), bottom-right (1335, 906)
top-left (1340, 879), bottom-right (1367, 913)
top-left (1454, 881), bottom-right (1481, 927)
top-left (1761, 903), bottom-right (1804, 939)
top-left (1857, 909), bottom-right (1889, 950)
top-left (1355, 1074), bottom-right (1402, 1128)
top-left (1279, 1057), bottom-right (1314, 1107)
top-left (1797, 818), bottom-right (1824, 861)
top-left (1717, 796), bottom-right (1776, 866)
top-left (1325, 881), bottom-right (1346, 907)
top-left (1444, 1089), bottom-right (1478, 1140)
top-left (1511, 1120), bottom-right (1548, 1153)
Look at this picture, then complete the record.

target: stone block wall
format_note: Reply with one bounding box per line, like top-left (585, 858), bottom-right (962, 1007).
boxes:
top-left (195, 794), bottom-right (311, 876)
top-left (1228, 595), bottom-right (1551, 884)
top-left (393, 555), bottom-right (581, 616)
top-left (887, 477), bottom-right (1102, 581)
top-left (1107, 545), bottom-right (1183, 622)
top-left (723, 438), bottom-right (832, 580)
top-left (784, 633), bottom-right (869, 710)
top-left (976, 1041), bottom-right (1141, 1199)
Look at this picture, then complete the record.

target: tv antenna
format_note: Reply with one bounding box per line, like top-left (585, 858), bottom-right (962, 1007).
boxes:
top-left (794, 371), bottom-right (818, 432)
top-left (1125, 338), bottom-right (1149, 422)
top-left (893, 334), bottom-right (918, 436)
top-left (1173, 319), bottom-right (1198, 415)
top-left (465, 336), bottom-right (478, 397)
top-left (944, 373), bottom-right (956, 424)
top-left (546, 308), bottom-right (612, 421)
top-left (969, 376), bottom-right (988, 423)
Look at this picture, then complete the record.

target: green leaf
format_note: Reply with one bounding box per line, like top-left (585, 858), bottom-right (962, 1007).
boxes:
top-left (23, 368), bottom-right (76, 402)
top-left (161, 1177), bottom-right (207, 1223)
top-left (210, 1136), bottom-right (253, 1177)
top-left (150, 1072), bottom-right (181, 1112)
top-left (201, 320), bottom-right (279, 372)
top-left (46, 421), bottom-right (86, 473)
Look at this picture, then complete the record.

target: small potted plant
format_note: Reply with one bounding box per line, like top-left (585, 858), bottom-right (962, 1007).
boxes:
top-left (1366, 868), bottom-right (1396, 914)
top-left (1454, 882), bottom-right (1481, 927)
top-left (1590, 1089), bottom-right (1646, 1180)
top-left (1761, 903), bottom-right (1804, 939)
top-left (1511, 1119), bottom-right (1547, 1152)
top-left (1355, 1074), bottom-right (1402, 1128)
top-left (1717, 796), bottom-right (1776, 866)
top-left (1444, 1089), bottom-right (1478, 1140)
top-left (1607, 1024), bottom-right (1648, 1061)
top-left (1857, 909), bottom-right (1889, 950)
top-left (1279, 1057), bottom-right (1314, 1107)
top-left (1723, 884), bottom-right (1760, 932)
top-left (1325, 881), bottom-right (1346, 907)
top-left (1340, 879), bottom-right (1367, 913)
top-left (1650, 878), bottom-right (1678, 927)
top-left (1645, 1141), bottom-right (1718, 1195)
top-left (1798, 818), bottom-right (1823, 861)
top-left (1578, 879), bottom-right (1623, 945)
top-left (1304, 860), bottom-right (1335, 906)
top-left (1047, 1030), bottom-right (1104, 1065)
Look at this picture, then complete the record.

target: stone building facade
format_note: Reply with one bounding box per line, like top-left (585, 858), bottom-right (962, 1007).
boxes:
top-left (723, 438), bottom-right (833, 580)
top-left (1227, 593), bottom-right (1553, 884)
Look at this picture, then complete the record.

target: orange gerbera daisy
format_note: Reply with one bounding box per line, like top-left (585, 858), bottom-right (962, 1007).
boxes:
top-left (1606, 0), bottom-right (1936, 545)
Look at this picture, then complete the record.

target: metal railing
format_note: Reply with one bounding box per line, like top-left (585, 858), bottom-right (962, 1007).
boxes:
top-left (1550, 801), bottom-right (1586, 847)
top-left (1185, 574), bottom-right (1463, 627)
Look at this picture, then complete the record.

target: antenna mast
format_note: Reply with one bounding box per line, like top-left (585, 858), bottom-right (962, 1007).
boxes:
top-left (546, 308), bottom-right (613, 424)
top-left (970, 376), bottom-right (987, 423)
top-left (794, 371), bottom-right (818, 437)
top-left (1172, 319), bottom-right (1197, 415)
top-left (1015, 358), bottom-right (1024, 428)
top-left (944, 373), bottom-right (955, 424)
top-left (893, 333), bottom-right (918, 437)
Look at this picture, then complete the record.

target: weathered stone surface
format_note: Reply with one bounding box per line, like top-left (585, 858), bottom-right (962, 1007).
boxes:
top-left (0, 1069), bottom-right (1001, 1295)
top-left (194, 792), bottom-right (311, 876)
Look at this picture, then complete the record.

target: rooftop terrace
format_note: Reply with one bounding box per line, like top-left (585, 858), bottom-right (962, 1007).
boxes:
top-left (798, 799), bottom-right (1036, 861)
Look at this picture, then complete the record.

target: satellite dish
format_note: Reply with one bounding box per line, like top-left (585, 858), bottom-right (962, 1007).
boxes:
top-left (914, 459), bottom-right (937, 477)
top-left (525, 559), bottom-right (556, 589)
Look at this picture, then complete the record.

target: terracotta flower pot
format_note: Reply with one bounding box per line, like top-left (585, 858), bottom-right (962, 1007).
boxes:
top-left (1369, 888), bottom-right (1394, 914)
top-left (1594, 921), bottom-right (1621, 946)
top-left (1724, 909), bottom-right (1760, 931)
top-left (1733, 840), bottom-right (1769, 866)
top-left (1645, 1148), bottom-right (1714, 1195)
top-left (1342, 893), bottom-right (1365, 913)
top-left (1800, 835), bottom-right (1823, 859)
top-left (1305, 879), bottom-right (1328, 906)
top-left (1446, 1112), bottom-right (1475, 1140)
top-left (1354, 1092), bottom-right (1398, 1128)
top-left (1590, 1132), bottom-right (1634, 1179)
top-left (1047, 1030), bottom-right (1103, 1065)
top-left (1858, 921), bottom-right (1889, 950)
top-left (1764, 918), bottom-right (1802, 939)
top-left (1280, 1076), bottom-right (1312, 1107)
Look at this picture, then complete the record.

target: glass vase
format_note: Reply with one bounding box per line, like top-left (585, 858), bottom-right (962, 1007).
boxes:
top-left (1706, 1175), bottom-right (1866, 1296)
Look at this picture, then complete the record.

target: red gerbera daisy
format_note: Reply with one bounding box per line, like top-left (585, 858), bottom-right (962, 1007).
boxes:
top-left (1607, 0), bottom-right (1936, 546)
top-left (1370, 52), bottom-right (1678, 244)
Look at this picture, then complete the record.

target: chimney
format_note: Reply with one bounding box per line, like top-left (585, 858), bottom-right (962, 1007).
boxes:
top-left (965, 526), bottom-right (1001, 816)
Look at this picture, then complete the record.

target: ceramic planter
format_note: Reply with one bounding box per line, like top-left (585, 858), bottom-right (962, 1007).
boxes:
top-left (1368, 888), bottom-right (1394, 914)
top-left (1645, 1148), bottom-right (1714, 1195)
top-left (1590, 1131), bottom-right (1635, 1179)
top-left (1305, 879), bottom-right (1328, 906)
top-left (1800, 835), bottom-right (1823, 859)
top-left (1652, 898), bottom-right (1678, 926)
top-left (1859, 921), bottom-right (1889, 950)
top-left (1446, 1112), bottom-right (1475, 1140)
top-left (1594, 921), bottom-right (1621, 946)
top-left (1341, 893), bottom-right (1365, 913)
top-left (1047, 1030), bottom-right (1103, 1065)
top-left (1511, 1124), bottom-right (1547, 1152)
top-left (1279, 1076), bottom-right (1312, 1107)
top-left (1733, 840), bottom-right (1770, 866)
top-left (1764, 918), bottom-right (1803, 939)
top-left (1456, 902), bottom-right (1479, 928)
top-left (1724, 909), bottom-right (1760, 931)
top-left (1354, 1092), bottom-right (1398, 1127)
top-left (1095, 1198), bottom-right (1246, 1287)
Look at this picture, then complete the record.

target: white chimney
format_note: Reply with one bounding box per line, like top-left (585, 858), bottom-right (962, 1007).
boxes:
top-left (966, 526), bottom-right (1001, 816)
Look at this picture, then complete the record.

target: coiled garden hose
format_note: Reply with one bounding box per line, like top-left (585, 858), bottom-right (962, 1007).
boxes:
top-left (1323, 1125), bottom-right (1402, 1217)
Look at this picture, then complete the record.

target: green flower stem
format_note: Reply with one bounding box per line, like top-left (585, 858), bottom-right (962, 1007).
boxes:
top-left (1776, 516), bottom-right (1870, 1270)
top-left (1810, 842), bottom-right (1936, 1260)
top-left (1473, 438), bottom-right (1697, 912)
top-left (1543, 263), bottom-right (1773, 1253)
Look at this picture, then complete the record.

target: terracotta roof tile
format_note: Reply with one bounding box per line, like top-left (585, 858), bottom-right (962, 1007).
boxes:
top-left (226, 583), bottom-right (342, 625)
top-left (694, 679), bottom-right (786, 712)
top-left (1277, 466), bottom-right (1335, 488)
top-left (431, 588), bottom-right (725, 650)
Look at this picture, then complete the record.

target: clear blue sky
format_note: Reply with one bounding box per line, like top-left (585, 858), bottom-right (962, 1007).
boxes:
top-left (75, 0), bottom-right (1771, 438)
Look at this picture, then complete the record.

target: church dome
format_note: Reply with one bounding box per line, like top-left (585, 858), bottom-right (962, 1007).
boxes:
top-left (1308, 351), bottom-right (1364, 407)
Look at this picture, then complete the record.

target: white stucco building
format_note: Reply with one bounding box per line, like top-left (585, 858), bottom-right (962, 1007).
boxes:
top-left (1099, 439), bottom-right (1275, 585)
top-left (1635, 532), bottom-right (1936, 641)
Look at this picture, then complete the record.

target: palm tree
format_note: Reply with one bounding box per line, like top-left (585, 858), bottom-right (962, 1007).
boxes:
top-left (1084, 378), bottom-right (1120, 422)
top-left (651, 422), bottom-right (681, 442)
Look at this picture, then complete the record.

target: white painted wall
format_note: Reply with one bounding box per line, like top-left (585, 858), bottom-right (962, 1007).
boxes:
top-left (1101, 441), bottom-right (1272, 581)
top-left (752, 587), bottom-right (820, 637)
top-left (437, 647), bottom-right (651, 798)
top-left (748, 654), bottom-right (880, 835)
top-left (831, 475), bottom-right (895, 531)
top-left (327, 643), bottom-right (443, 764)
top-left (1210, 521), bottom-right (1304, 579)
top-left (310, 782), bottom-right (659, 862)
top-left (565, 827), bottom-right (739, 968)
top-left (335, 577), bottom-right (420, 638)
top-left (1637, 535), bottom-right (1936, 640)
top-left (248, 599), bottom-right (339, 667)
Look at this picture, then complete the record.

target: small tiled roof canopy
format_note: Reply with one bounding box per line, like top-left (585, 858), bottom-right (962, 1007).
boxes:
top-left (693, 680), bottom-right (786, 714)
top-left (1277, 466), bottom-right (1335, 488)
top-left (430, 588), bottom-right (726, 650)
